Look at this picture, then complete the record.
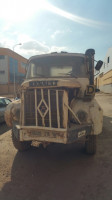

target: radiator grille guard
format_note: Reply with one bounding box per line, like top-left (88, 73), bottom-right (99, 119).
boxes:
top-left (23, 89), bottom-right (68, 129)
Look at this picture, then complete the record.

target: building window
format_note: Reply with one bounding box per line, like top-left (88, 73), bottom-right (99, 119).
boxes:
top-left (0, 70), bottom-right (5, 74)
top-left (107, 56), bottom-right (110, 63)
top-left (0, 55), bottom-right (5, 59)
top-left (104, 63), bottom-right (105, 68)
top-left (21, 62), bottom-right (27, 69)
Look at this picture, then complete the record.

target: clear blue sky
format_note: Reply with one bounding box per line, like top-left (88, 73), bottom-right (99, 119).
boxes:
top-left (0, 0), bottom-right (112, 61)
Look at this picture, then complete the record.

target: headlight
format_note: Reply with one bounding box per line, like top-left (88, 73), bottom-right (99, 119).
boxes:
top-left (76, 110), bottom-right (88, 123)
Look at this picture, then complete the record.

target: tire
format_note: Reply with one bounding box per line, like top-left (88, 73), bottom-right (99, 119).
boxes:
top-left (85, 135), bottom-right (96, 154)
top-left (12, 125), bottom-right (31, 152)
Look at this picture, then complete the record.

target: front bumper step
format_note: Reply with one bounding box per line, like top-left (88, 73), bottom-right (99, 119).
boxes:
top-left (15, 124), bottom-right (92, 144)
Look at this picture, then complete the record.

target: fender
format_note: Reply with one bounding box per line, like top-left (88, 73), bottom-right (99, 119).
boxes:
top-left (5, 99), bottom-right (21, 127)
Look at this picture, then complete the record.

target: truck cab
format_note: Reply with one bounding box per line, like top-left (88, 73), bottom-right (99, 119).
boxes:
top-left (5, 49), bottom-right (103, 154)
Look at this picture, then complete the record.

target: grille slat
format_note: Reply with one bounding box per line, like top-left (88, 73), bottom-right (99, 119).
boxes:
top-left (24, 88), bottom-right (66, 128)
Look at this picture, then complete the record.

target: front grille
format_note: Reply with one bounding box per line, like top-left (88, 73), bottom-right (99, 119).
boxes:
top-left (24, 88), bottom-right (68, 128)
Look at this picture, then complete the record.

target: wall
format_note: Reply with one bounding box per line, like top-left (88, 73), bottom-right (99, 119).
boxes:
top-left (0, 84), bottom-right (9, 94)
top-left (0, 48), bottom-right (28, 95)
top-left (9, 57), bottom-right (26, 84)
top-left (95, 48), bottom-right (112, 93)
top-left (0, 83), bottom-right (20, 95)
top-left (95, 70), bottom-right (112, 93)
top-left (9, 57), bottom-right (18, 83)
top-left (0, 55), bottom-right (8, 84)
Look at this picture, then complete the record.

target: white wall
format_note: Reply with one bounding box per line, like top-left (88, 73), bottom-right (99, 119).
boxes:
top-left (0, 55), bottom-right (8, 84)
top-left (99, 84), bottom-right (112, 93)
top-left (100, 47), bottom-right (112, 74)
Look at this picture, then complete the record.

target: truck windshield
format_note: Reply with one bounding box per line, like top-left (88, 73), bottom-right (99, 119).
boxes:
top-left (26, 55), bottom-right (88, 78)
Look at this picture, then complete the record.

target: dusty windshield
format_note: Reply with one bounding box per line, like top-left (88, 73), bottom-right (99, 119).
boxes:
top-left (26, 55), bottom-right (88, 78)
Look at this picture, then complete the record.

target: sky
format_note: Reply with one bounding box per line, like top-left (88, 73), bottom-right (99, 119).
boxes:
top-left (0, 0), bottom-right (112, 61)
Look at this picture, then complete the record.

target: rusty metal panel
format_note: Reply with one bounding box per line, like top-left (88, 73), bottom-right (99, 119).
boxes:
top-left (20, 126), bottom-right (67, 143)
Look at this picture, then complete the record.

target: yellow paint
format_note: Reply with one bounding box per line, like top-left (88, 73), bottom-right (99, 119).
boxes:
top-left (95, 70), bottom-right (112, 87)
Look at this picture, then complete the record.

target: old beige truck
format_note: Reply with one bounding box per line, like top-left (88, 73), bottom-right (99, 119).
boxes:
top-left (5, 49), bottom-right (103, 154)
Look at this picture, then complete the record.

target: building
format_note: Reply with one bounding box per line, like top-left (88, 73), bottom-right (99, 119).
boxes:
top-left (0, 48), bottom-right (28, 95)
top-left (95, 48), bottom-right (112, 93)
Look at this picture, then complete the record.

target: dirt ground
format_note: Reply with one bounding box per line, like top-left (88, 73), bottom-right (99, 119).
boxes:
top-left (0, 93), bottom-right (112, 200)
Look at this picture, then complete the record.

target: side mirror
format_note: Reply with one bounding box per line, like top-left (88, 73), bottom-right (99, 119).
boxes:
top-left (95, 60), bottom-right (103, 71)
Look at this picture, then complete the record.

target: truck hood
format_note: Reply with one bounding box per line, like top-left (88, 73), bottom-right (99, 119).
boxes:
top-left (21, 78), bottom-right (89, 89)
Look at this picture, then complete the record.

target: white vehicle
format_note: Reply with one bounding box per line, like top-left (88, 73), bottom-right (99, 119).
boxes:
top-left (5, 49), bottom-right (103, 154)
top-left (0, 97), bottom-right (12, 123)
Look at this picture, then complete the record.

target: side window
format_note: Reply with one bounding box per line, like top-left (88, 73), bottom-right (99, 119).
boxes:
top-left (0, 99), bottom-right (6, 106)
top-left (4, 98), bottom-right (11, 105)
top-left (0, 70), bottom-right (5, 74)
top-left (0, 55), bottom-right (5, 59)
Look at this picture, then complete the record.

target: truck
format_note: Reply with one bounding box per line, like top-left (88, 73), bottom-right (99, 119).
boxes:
top-left (5, 49), bottom-right (103, 154)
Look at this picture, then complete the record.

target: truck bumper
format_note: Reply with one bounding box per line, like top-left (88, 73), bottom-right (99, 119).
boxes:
top-left (16, 124), bottom-right (92, 144)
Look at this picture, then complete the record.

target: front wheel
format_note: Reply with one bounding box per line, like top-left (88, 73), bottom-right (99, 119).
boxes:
top-left (12, 125), bottom-right (31, 152)
top-left (85, 135), bottom-right (96, 154)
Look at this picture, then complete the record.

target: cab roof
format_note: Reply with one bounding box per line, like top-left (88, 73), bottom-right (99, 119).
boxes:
top-left (29, 52), bottom-right (85, 63)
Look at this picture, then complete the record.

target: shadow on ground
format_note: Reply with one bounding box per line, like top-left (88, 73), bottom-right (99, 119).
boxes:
top-left (0, 122), bottom-right (10, 135)
top-left (0, 143), bottom-right (96, 200)
top-left (102, 115), bottom-right (112, 133)
top-left (0, 115), bottom-right (112, 200)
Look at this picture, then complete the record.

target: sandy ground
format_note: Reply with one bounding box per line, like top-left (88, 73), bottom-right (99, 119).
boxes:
top-left (0, 93), bottom-right (112, 200)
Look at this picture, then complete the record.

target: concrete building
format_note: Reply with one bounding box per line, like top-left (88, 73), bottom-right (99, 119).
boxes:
top-left (95, 48), bottom-right (112, 93)
top-left (0, 48), bottom-right (28, 95)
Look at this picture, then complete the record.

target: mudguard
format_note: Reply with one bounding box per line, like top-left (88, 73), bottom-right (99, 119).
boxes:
top-left (5, 99), bottom-right (21, 127)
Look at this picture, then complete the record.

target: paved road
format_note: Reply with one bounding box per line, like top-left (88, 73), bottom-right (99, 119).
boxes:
top-left (0, 93), bottom-right (112, 200)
